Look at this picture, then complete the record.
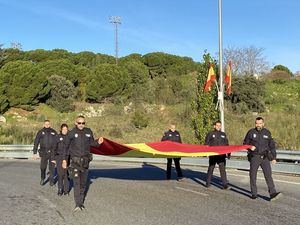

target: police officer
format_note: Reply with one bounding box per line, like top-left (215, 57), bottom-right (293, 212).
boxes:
top-left (205, 120), bottom-right (230, 189)
top-left (161, 124), bottom-right (183, 180)
top-left (33, 120), bottom-right (57, 186)
top-left (243, 117), bottom-right (281, 200)
top-left (52, 123), bottom-right (70, 196)
top-left (66, 116), bottom-right (103, 212)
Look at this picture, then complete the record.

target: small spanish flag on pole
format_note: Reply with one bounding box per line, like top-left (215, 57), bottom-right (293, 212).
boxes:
top-left (204, 64), bottom-right (216, 92)
top-left (225, 61), bottom-right (232, 95)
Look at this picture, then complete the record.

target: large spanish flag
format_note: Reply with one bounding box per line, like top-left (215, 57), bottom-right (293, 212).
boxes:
top-left (204, 64), bottom-right (216, 92)
top-left (91, 138), bottom-right (251, 158)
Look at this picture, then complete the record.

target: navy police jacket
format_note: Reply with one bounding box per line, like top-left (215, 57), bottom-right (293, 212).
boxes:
top-left (161, 130), bottom-right (182, 143)
top-left (52, 133), bottom-right (69, 160)
top-left (33, 127), bottom-right (57, 154)
top-left (205, 130), bottom-right (229, 146)
top-left (66, 127), bottom-right (100, 157)
top-left (243, 128), bottom-right (276, 159)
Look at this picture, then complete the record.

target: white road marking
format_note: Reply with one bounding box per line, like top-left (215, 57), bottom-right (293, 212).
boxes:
top-left (227, 173), bottom-right (300, 186)
top-left (175, 186), bottom-right (209, 196)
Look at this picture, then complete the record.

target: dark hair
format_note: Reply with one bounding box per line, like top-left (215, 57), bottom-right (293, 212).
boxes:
top-left (60, 123), bottom-right (68, 130)
top-left (44, 120), bottom-right (50, 123)
top-left (214, 120), bottom-right (222, 125)
top-left (255, 117), bottom-right (264, 121)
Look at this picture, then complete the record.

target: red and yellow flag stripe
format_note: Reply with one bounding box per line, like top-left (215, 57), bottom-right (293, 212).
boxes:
top-left (90, 138), bottom-right (251, 158)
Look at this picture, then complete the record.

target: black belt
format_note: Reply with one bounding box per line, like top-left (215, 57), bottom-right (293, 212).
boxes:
top-left (253, 154), bottom-right (266, 159)
top-left (40, 149), bottom-right (51, 153)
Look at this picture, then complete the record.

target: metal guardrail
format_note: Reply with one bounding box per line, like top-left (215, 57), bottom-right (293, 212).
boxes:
top-left (231, 150), bottom-right (300, 161)
top-left (0, 145), bottom-right (300, 175)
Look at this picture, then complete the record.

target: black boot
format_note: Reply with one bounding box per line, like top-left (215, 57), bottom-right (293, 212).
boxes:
top-left (270, 192), bottom-right (282, 201)
top-left (49, 179), bottom-right (55, 186)
top-left (57, 189), bottom-right (63, 196)
top-left (40, 169), bottom-right (46, 186)
top-left (73, 205), bottom-right (82, 212)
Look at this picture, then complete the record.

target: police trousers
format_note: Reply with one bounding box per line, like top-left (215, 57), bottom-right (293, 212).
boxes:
top-left (206, 155), bottom-right (228, 186)
top-left (73, 167), bottom-right (88, 206)
top-left (249, 154), bottom-right (276, 196)
top-left (40, 153), bottom-right (55, 182)
top-left (166, 158), bottom-right (182, 179)
top-left (56, 155), bottom-right (69, 193)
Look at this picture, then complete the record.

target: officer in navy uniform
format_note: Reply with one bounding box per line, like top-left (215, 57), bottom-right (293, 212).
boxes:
top-left (33, 120), bottom-right (57, 186)
top-left (66, 116), bottom-right (103, 212)
top-left (243, 117), bottom-right (281, 201)
top-left (205, 120), bottom-right (230, 189)
top-left (52, 123), bottom-right (70, 196)
top-left (161, 124), bottom-right (183, 180)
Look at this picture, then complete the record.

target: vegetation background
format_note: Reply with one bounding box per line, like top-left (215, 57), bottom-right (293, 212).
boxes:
top-left (0, 46), bottom-right (299, 150)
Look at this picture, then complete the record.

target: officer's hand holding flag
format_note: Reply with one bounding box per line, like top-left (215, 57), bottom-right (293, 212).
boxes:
top-left (98, 136), bottom-right (104, 144)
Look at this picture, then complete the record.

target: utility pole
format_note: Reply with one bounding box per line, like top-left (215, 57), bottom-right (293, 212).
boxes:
top-left (109, 16), bottom-right (121, 64)
top-left (218, 0), bottom-right (225, 132)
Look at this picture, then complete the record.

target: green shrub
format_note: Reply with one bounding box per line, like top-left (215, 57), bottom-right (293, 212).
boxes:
top-left (230, 76), bottom-right (265, 112)
top-left (233, 102), bottom-right (249, 114)
top-left (0, 88), bottom-right (9, 113)
top-left (85, 64), bottom-right (131, 102)
top-left (272, 78), bottom-right (287, 84)
top-left (47, 75), bottom-right (75, 112)
top-left (271, 65), bottom-right (293, 76)
top-left (37, 114), bottom-right (46, 122)
top-left (191, 53), bottom-right (218, 144)
top-left (0, 61), bottom-right (50, 107)
top-left (108, 125), bottom-right (123, 138)
top-left (131, 111), bottom-right (149, 129)
top-left (0, 124), bottom-right (37, 144)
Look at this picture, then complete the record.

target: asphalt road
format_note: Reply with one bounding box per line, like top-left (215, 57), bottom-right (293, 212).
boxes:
top-left (1, 159), bottom-right (300, 225)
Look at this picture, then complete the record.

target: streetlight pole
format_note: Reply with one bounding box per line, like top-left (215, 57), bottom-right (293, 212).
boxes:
top-left (109, 16), bottom-right (121, 64)
top-left (218, 0), bottom-right (225, 131)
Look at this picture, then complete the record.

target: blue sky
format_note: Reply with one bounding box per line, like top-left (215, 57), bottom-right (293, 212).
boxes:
top-left (1, 0), bottom-right (299, 72)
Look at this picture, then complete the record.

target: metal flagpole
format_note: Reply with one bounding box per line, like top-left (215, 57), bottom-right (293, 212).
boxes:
top-left (218, 0), bottom-right (225, 131)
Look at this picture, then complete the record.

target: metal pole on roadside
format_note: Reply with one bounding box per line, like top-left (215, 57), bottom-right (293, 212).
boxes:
top-left (218, 0), bottom-right (225, 131)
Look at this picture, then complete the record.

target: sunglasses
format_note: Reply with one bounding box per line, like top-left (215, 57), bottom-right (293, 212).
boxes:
top-left (77, 122), bottom-right (85, 125)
